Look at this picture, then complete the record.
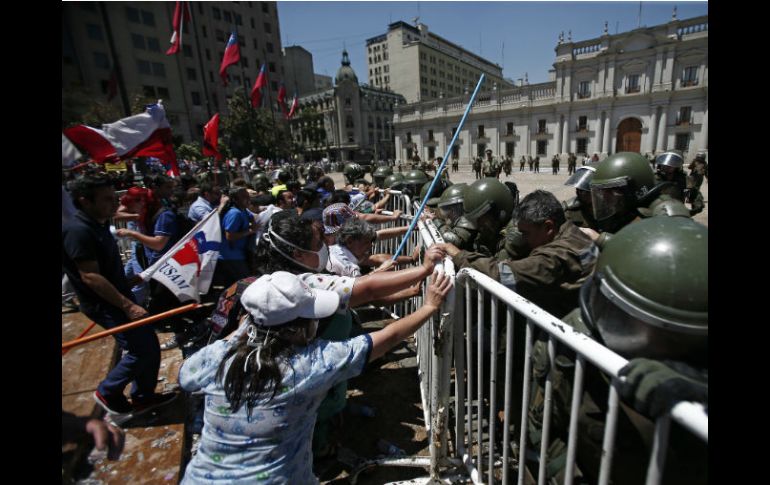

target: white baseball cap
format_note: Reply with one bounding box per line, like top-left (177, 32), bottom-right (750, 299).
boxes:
top-left (240, 272), bottom-right (340, 327)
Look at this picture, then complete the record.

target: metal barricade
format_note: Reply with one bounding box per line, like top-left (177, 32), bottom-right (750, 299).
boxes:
top-left (355, 204), bottom-right (708, 485)
top-left (450, 268), bottom-right (708, 485)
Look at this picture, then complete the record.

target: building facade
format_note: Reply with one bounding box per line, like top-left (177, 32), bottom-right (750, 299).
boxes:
top-left (289, 51), bottom-right (406, 162)
top-left (393, 15), bottom-right (708, 163)
top-left (366, 21), bottom-right (513, 104)
top-left (282, 45), bottom-right (316, 97)
top-left (314, 74), bottom-right (333, 91)
top-left (62, 1), bottom-right (285, 142)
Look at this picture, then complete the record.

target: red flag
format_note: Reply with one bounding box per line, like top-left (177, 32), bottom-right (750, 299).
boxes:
top-left (63, 102), bottom-right (180, 176)
top-left (166, 2), bottom-right (191, 56)
top-left (250, 64), bottom-right (268, 108)
top-left (202, 113), bottom-right (222, 161)
top-left (277, 83), bottom-right (288, 117)
top-left (287, 93), bottom-right (299, 119)
top-left (219, 32), bottom-right (241, 86)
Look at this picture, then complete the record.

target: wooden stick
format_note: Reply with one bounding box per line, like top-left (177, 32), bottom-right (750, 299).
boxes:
top-left (61, 303), bottom-right (202, 351)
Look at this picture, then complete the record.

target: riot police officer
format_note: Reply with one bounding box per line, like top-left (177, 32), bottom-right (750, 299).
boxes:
top-left (589, 152), bottom-right (690, 236)
top-left (402, 169), bottom-right (430, 199)
top-left (482, 149), bottom-right (500, 178)
top-left (655, 151), bottom-right (688, 201)
top-left (526, 216), bottom-right (707, 485)
top-left (372, 166), bottom-right (393, 188)
top-left (343, 163), bottom-right (365, 185)
top-left (562, 165), bottom-right (599, 230)
top-left (459, 178), bottom-right (515, 255)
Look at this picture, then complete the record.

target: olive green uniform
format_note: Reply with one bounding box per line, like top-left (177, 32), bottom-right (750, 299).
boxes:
top-left (526, 309), bottom-right (707, 485)
top-left (482, 157), bottom-right (499, 177)
top-left (452, 221), bottom-right (596, 318)
top-left (441, 215), bottom-right (478, 251)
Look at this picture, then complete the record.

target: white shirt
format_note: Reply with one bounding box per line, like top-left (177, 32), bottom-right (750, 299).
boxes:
top-left (328, 244), bottom-right (362, 278)
top-left (254, 205), bottom-right (282, 241)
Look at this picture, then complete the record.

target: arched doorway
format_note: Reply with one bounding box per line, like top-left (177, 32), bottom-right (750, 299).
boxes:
top-left (616, 118), bottom-right (642, 153)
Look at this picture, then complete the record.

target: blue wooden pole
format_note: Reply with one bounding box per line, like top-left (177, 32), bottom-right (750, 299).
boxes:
top-left (391, 74), bottom-right (486, 260)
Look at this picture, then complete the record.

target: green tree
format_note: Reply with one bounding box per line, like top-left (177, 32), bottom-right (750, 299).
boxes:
top-left (176, 142), bottom-right (203, 161)
top-left (62, 83), bottom-right (122, 128)
top-left (220, 87), bottom-right (293, 159)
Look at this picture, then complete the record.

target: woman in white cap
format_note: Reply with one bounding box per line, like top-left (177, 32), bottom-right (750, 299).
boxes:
top-left (179, 270), bottom-right (452, 483)
top-left (203, 210), bottom-right (446, 459)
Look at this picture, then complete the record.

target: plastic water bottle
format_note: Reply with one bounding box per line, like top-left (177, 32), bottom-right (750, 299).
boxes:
top-left (377, 439), bottom-right (406, 456)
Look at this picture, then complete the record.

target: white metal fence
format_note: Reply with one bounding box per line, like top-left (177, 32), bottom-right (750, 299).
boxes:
top-left (356, 191), bottom-right (707, 484)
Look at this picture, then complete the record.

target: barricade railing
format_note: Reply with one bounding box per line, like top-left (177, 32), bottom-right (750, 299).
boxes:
top-left (450, 268), bottom-right (708, 485)
top-left (356, 197), bottom-right (707, 484)
top-left (351, 192), bottom-right (465, 484)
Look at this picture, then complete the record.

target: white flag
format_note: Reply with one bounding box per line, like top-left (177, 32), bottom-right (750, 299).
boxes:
top-left (62, 134), bottom-right (82, 166)
top-left (140, 209), bottom-right (222, 302)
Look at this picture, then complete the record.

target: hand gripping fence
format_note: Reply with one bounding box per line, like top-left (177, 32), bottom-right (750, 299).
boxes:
top-left (356, 210), bottom-right (707, 484)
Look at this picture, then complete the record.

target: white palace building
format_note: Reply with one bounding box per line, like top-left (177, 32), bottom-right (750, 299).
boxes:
top-left (393, 13), bottom-right (708, 164)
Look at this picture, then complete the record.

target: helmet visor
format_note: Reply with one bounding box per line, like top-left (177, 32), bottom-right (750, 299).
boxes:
top-left (564, 167), bottom-right (596, 191)
top-left (439, 203), bottom-right (463, 223)
top-left (655, 152), bottom-right (683, 169)
top-left (590, 180), bottom-right (628, 221)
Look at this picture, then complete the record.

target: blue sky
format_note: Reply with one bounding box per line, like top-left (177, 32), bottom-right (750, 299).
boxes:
top-left (277, 1), bottom-right (708, 85)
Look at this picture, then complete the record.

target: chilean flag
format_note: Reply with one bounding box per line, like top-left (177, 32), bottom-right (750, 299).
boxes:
top-left (202, 113), bottom-right (222, 161)
top-left (287, 92), bottom-right (299, 119)
top-left (140, 208), bottom-right (221, 302)
top-left (63, 102), bottom-right (180, 176)
top-left (250, 63), bottom-right (267, 108)
top-left (277, 83), bottom-right (288, 117)
top-left (219, 32), bottom-right (241, 86)
top-left (166, 1), bottom-right (191, 56)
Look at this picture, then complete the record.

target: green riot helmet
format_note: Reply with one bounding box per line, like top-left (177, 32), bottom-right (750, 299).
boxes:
top-left (252, 172), bottom-right (271, 191)
top-left (272, 168), bottom-right (291, 184)
top-left (372, 166), bottom-right (393, 187)
top-left (463, 178), bottom-right (515, 225)
top-left (343, 163), bottom-right (364, 184)
top-left (580, 217), bottom-right (707, 364)
top-left (384, 172), bottom-right (405, 189)
top-left (437, 183), bottom-right (467, 224)
top-left (402, 170), bottom-right (430, 198)
top-left (306, 165), bottom-right (325, 183)
top-left (419, 178), bottom-right (452, 207)
top-left (589, 152), bottom-right (656, 233)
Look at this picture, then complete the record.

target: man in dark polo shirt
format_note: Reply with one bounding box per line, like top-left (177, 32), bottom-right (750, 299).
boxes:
top-left (62, 175), bottom-right (176, 420)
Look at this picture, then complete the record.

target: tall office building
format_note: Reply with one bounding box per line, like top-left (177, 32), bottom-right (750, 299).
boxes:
top-left (281, 45), bottom-right (316, 97)
top-left (365, 21), bottom-right (513, 104)
top-left (62, 1), bottom-right (285, 143)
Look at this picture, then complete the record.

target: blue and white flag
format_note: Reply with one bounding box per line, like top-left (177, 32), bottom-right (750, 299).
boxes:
top-left (140, 209), bottom-right (222, 302)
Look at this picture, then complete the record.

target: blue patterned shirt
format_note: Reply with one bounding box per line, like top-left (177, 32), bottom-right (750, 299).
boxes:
top-left (179, 328), bottom-right (372, 484)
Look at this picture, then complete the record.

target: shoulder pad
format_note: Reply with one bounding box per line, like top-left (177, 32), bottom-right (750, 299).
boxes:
top-left (563, 196), bottom-right (581, 211)
top-left (441, 229), bottom-right (463, 245)
top-left (455, 216), bottom-right (478, 231)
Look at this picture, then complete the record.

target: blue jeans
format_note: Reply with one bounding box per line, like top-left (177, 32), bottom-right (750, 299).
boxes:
top-left (124, 255), bottom-right (149, 307)
top-left (89, 309), bottom-right (161, 402)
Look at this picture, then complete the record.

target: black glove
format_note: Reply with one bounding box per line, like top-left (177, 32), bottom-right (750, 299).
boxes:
top-left (618, 358), bottom-right (708, 419)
